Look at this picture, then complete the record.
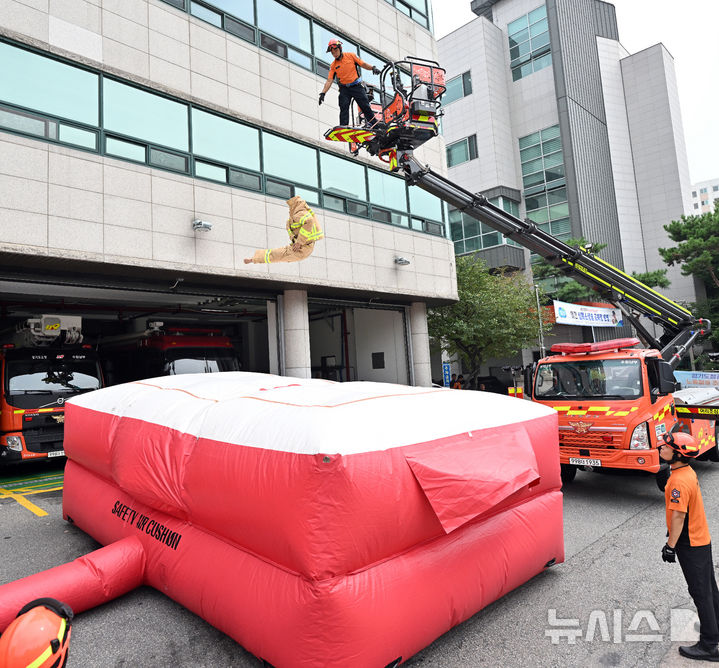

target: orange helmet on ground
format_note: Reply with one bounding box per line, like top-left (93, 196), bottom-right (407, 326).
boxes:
top-left (662, 432), bottom-right (701, 458)
top-left (326, 38), bottom-right (343, 53)
top-left (0, 598), bottom-right (74, 668)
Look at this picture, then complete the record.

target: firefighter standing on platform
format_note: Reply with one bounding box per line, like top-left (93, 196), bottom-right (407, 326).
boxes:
top-left (318, 39), bottom-right (380, 127)
top-left (659, 432), bottom-right (719, 661)
top-left (244, 196), bottom-right (323, 265)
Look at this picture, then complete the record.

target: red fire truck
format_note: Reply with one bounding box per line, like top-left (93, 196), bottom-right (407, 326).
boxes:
top-left (0, 315), bottom-right (103, 465)
top-left (100, 322), bottom-right (241, 385)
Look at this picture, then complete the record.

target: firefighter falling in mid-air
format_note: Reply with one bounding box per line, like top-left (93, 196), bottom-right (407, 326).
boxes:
top-left (318, 38), bottom-right (381, 128)
top-left (244, 196), bottom-right (323, 265)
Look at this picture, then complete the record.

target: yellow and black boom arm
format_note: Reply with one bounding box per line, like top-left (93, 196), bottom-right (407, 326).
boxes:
top-left (394, 149), bottom-right (710, 367)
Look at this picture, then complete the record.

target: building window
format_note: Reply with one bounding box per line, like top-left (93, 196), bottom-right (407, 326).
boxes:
top-left (0, 39), bottom-right (446, 237)
top-left (0, 42), bottom-right (99, 127)
top-left (694, 203), bottom-right (699, 209)
top-left (700, 187), bottom-right (708, 194)
top-left (508, 5), bottom-right (551, 82)
top-left (713, 185), bottom-right (719, 192)
top-left (446, 135), bottom-right (478, 167)
top-left (382, 0), bottom-right (430, 29)
top-left (443, 71), bottom-right (472, 105)
top-left (692, 190), bottom-right (697, 197)
top-left (702, 199), bottom-right (709, 206)
top-left (520, 125), bottom-right (569, 242)
top-left (192, 108), bottom-right (260, 172)
top-left (104, 79), bottom-right (189, 151)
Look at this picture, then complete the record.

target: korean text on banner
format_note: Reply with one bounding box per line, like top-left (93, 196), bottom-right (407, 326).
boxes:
top-left (553, 300), bottom-right (623, 328)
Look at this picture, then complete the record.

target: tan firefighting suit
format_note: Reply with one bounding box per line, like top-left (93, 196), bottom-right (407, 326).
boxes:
top-left (249, 196), bottom-right (323, 264)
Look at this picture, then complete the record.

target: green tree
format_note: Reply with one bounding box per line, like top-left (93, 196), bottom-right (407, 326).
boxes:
top-left (532, 238), bottom-right (670, 302)
top-left (659, 204), bottom-right (719, 289)
top-left (428, 256), bottom-right (552, 386)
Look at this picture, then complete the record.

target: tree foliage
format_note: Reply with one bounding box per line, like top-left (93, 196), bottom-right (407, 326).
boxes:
top-left (427, 256), bottom-right (552, 385)
top-left (659, 204), bottom-right (719, 288)
top-left (532, 238), bottom-right (670, 302)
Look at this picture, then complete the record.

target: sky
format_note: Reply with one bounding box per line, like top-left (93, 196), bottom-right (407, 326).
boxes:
top-left (432, 0), bottom-right (719, 184)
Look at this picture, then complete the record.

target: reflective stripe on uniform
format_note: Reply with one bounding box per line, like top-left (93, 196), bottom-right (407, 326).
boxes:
top-left (27, 618), bottom-right (66, 668)
top-left (264, 249), bottom-right (271, 263)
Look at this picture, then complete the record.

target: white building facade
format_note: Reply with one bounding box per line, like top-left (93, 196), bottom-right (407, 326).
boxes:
top-left (439, 0), bottom-right (704, 309)
top-left (690, 178), bottom-right (719, 215)
top-left (0, 0), bottom-right (455, 386)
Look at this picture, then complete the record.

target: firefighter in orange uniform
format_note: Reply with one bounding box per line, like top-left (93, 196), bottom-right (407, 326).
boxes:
top-left (318, 39), bottom-right (380, 127)
top-left (244, 196), bottom-right (323, 265)
top-left (659, 432), bottom-right (719, 661)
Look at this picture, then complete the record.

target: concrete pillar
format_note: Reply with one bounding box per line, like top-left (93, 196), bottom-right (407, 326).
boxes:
top-left (283, 289), bottom-right (311, 378)
top-left (409, 301), bottom-right (432, 387)
top-left (267, 300), bottom-right (279, 375)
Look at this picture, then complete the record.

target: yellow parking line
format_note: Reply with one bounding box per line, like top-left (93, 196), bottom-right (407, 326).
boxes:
top-left (0, 487), bottom-right (48, 517)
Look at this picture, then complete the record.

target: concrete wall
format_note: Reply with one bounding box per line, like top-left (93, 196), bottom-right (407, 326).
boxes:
top-left (353, 308), bottom-right (409, 383)
top-left (622, 44), bottom-right (701, 304)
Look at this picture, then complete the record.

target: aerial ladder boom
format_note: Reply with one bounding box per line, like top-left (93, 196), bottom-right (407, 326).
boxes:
top-left (395, 151), bottom-right (709, 367)
top-left (324, 57), bottom-right (710, 368)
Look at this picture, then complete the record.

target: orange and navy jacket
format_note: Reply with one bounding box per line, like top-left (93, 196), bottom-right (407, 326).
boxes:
top-left (665, 465), bottom-right (711, 546)
top-left (327, 52), bottom-right (368, 86)
top-left (285, 196), bottom-right (323, 247)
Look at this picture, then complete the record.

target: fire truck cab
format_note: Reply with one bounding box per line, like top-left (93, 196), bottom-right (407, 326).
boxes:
top-left (0, 315), bottom-right (103, 465)
top-left (530, 338), bottom-right (718, 482)
top-left (100, 322), bottom-right (241, 385)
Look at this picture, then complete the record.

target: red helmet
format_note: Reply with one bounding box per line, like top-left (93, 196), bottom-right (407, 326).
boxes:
top-left (662, 432), bottom-right (701, 458)
top-left (326, 38), bottom-right (343, 53)
top-left (0, 598), bottom-right (74, 668)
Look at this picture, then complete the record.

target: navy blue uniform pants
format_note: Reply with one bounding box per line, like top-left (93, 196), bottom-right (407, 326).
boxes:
top-left (338, 83), bottom-right (375, 127)
top-left (677, 543), bottom-right (719, 645)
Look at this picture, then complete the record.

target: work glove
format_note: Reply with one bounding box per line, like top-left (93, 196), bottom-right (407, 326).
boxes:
top-left (318, 92), bottom-right (325, 106)
top-left (661, 543), bottom-right (676, 563)
top-left (372, 66), bottom-right (381, 76)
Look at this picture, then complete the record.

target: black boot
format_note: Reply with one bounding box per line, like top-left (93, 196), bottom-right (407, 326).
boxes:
top-left (678, 642), bottom-right (719, 661)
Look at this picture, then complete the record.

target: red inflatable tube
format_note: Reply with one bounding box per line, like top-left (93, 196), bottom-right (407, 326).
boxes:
top-left (60, 460), bottom-right (563, 668)
top-left (0, 535), bottom-right (145, 632)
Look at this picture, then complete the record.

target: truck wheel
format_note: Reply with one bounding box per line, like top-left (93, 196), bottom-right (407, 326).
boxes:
top-left (560, 464), bottom-right (577, 484)
top-left (656, 463), bottom-right (671, 492)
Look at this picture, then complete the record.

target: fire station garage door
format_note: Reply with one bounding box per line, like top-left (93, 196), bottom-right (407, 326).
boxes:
top-left (309, 303), bottom-right (409, 384)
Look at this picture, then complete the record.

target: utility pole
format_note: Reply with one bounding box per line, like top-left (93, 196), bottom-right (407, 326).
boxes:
top-left (534, 284), bottom-right (546, 358)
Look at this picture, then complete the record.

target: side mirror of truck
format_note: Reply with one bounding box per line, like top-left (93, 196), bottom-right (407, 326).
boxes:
top-left (523, 364), bottom-right (535, 399)
top-left (646, 358), bottom-right (679, 401)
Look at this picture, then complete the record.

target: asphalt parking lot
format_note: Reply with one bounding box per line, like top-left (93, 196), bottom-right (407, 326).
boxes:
top-left (2, 460), bottom-right (719, 667)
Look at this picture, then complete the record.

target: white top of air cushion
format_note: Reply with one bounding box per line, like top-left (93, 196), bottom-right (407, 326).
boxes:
top-left (68, 372), bottom-right (555, 455)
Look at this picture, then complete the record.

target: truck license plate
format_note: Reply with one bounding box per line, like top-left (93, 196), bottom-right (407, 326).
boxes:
top-left (47, 450), bottom-right (65, 458)
top-left (569, 457), bottom-right (601, 467)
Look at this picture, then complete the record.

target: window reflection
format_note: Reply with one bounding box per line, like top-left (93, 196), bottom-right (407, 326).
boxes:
top-left (205, 0), bottom-right (253, 23)
top-left (192, 108), bottom-right (260, 171)
top-left (104, 79), bottom-right (188, 151)
top-left (256, 0), bottom-right (311, 53)
top-left (368, 168), bottom-right (407, 211)
top-left (0, 43), bottom-right (98, 126)
top-left (263, 133), bottom-right (318, 187)
top-left (409, 184), bottom-right (442, 220)
top-left (320, 152), bottom-right (367, 200)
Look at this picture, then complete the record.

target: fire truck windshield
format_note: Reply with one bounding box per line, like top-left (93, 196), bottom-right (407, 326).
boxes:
top-left (163, 348), bottom-right (241, 375)
top-left (534, 358), bottom-right (643, 400)
top-left (6, 358), bottom-right (102, 404)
